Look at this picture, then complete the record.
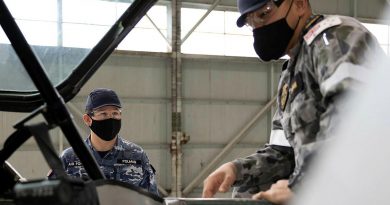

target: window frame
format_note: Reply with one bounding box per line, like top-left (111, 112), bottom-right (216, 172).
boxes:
top-left (0, 0), bottom-right (157, 112)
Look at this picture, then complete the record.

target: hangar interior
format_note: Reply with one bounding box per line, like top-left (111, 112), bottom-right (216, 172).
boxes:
top-left (0, 0), bottom-right (389, 198)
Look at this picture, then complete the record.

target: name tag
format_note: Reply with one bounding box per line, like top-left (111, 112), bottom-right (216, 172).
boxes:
top-left (117, 159), bottom-right (141, 165)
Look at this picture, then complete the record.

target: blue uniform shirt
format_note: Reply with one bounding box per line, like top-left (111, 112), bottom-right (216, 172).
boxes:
top-left (60, 136), bottom-right (159, 195)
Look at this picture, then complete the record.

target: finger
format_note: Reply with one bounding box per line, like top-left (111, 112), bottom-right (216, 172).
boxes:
top-left (260, 190), bottom-right (272, 199)
top-left (202, 189), bottom-right (215, 198)
top-left (252, 191), bottom-right (264, 200)
top-left (202, 178), bottom-right (219, 198)
top-left (218, 175), bottom-right (234, 192)
top-left (254, 185), bottom-right (292, 204)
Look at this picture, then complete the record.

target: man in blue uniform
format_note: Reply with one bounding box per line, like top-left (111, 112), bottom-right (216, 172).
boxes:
top-left (54, 88), bottom-right (158, 195)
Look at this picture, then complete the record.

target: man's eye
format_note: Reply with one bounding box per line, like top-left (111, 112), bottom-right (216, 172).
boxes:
top-left (259, 11), bottom-right (269, 19)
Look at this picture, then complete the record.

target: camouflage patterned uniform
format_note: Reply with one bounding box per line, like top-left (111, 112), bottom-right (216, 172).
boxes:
top-left (60, 136), bottom-right (159, 196)
top-left (232, 15), bottom-right (386, 198)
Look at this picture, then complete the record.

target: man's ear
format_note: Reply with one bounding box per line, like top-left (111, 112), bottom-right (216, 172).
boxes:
top-left (294, 0), bottom-right (308, 16)
top-left (83, 114), bottom-right (92, 126)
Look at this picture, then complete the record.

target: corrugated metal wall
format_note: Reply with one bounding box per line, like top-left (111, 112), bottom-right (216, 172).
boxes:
top-left (0, 52), bottom-right (282, 197)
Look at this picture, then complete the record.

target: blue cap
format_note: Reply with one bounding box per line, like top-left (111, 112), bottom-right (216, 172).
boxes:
top-left (85, 88), bottom-right (121, 112)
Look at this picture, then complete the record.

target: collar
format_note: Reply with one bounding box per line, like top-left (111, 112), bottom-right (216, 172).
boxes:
top-left (286, 15), bottom-right (325, 67)
top-left (302, 14), bottom-right (325, 36)
top-left (86, 135), bottom-right (120, 152)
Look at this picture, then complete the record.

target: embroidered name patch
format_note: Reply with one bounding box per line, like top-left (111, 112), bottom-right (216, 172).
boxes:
top-left (117, 159), bottom-right (141, 165)
top-left (68, 161), bottom-right (82, 167)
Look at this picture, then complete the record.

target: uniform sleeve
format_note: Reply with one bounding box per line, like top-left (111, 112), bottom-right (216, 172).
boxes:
top-left (312, 23), bottom-right (383, 100)
top-left (309, 23), bottom-right (385, 150)
top-left (139, 151), bottom-right (159, 196)
top-left (290, 21), bottom-right (386, 187)
top-left (231, 112), bottom-right (294, 191)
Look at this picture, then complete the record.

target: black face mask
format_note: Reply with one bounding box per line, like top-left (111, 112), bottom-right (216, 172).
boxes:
top-left (253, 18), bottom-right (294, 61)
top-left (252, 1), bottom-right (298, 61)
top-left (89, 118), bottom-right (121, 141)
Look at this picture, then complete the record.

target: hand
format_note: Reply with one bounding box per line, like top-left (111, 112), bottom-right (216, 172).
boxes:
top-left (252, 180), bottom-right (293, 205)
top-left (202, 162), bottom-right (237, 198)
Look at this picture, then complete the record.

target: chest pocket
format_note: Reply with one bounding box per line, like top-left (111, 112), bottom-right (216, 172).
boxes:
top-left (115, 159), bottom-right (144, 185)
top-left (290, 98), bottom-right (318, 133)
top-left (66, 161), bottom-right (88, 180)
top-left (100, 165), bottom-right (115, 180)
top-left (289, 73), bottom-right (318, 133)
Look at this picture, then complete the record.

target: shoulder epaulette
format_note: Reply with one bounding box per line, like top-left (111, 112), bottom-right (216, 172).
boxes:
top-left (304, 16), bottom-right (342, 45)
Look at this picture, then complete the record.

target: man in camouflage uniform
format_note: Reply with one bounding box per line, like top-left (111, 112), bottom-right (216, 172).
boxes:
top-left (202, 0), bottom-right (386, 204)
top-left (50, 88), bottom-right (158, 196)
